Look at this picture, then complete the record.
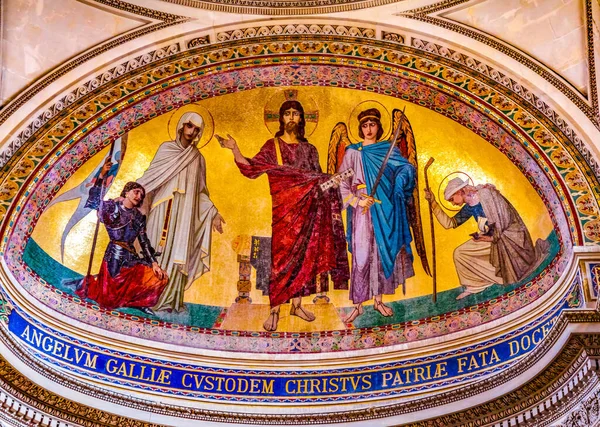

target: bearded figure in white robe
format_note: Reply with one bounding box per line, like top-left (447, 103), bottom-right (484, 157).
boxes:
top-left (137, 112), bottom-right (224, 312)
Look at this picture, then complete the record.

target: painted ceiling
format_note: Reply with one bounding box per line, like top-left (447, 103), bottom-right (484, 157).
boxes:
top-left (0, 0), bottom-right (599, 425)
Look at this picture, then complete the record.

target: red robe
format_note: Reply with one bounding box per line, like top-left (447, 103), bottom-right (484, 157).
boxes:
top-left (81, 260), bottom-right (167, 310)
top-left (237, 138), bottom-right (349, 306)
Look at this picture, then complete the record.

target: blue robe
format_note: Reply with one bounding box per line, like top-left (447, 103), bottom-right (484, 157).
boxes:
top-left (346, 141), bottom-right (416, 279)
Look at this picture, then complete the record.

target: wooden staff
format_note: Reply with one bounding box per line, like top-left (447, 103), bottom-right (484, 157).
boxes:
top-left (424, 157), bottom-right (437, 303)
top-left (82, 142), bottom-right (117, 293)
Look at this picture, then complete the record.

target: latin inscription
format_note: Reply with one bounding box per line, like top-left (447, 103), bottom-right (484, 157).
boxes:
top-left (12, 312), bottom-right (558, 398)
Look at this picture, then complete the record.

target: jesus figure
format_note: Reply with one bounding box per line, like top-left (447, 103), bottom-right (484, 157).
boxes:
top-left (218, 100), bottom-right (349, 331)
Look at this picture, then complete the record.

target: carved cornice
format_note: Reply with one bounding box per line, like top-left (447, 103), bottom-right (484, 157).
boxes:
top-left (552, 384), bottom-right (600, 427)
top-left (158, 0), bottom-right (401, 15)
top-left (215, 23), bottom-right (376, 41)
top-left (401, 0), bottom-right (600, 128)
top-left (92, 0), bottom-right (187, 21)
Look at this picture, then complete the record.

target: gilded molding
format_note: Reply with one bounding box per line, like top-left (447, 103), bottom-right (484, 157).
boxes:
top-left (401, 0), bottom-right (600, 128)
top-left (403, 0), bottom-right (469, 15)
top-left (158, 0), bottom-right (402, 15)
top-left (215, 23), bottom-right (376, 41)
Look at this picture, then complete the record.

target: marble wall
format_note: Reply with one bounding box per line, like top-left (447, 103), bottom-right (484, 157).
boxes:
top-left (0, 0), bottom-right (142, 105)
top-left (445, 0), bottom-right (588, 95)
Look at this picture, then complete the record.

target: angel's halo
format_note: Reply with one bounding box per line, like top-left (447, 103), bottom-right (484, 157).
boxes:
top-left (347, 100), bottom-right (392, 143)
top-left (437, 171), bottom-right (475, 212)
top-left (167, 103), bottom-right (215, 149)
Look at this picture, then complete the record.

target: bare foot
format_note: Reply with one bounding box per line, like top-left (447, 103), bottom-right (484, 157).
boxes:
top-left (374, 300), bottom-right (394, 317)
top-left (345, 304), bottom-right (364, 323)
top-left (290, 304), bottom-right (315, 322)
top-left (263, 310), bottom-right (279, 331)
top-left (456, 291), bottom-right (472, 300)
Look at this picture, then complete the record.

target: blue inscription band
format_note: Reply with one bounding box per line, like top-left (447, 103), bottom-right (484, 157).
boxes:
top-left (7, 308), bottom-right (559, 403)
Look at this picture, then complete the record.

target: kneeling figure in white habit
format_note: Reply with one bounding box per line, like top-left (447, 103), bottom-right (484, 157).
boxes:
top-left (424, 177), bottom-right (546, 300)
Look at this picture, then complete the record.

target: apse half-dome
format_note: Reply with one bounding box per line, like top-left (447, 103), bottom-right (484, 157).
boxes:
top-left (0, 26), bottom-right (596, 423)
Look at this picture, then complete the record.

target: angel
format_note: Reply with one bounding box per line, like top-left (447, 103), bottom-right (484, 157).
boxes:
top-left (328, 106), bottom-right (431, 322)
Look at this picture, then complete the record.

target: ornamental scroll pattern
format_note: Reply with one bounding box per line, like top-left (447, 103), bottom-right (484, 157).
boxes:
top-left (215, 24), bottom-right (376, 42)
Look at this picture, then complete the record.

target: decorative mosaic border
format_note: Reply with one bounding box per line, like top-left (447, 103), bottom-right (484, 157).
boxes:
top-left (0, 36), bottom-right (598, 353)
top-left (0, 37), bottom-right (593, 351)
top-left (0, 24), bottom-right (378, 168)
top-left (11, 281), bottom-right (566, 374)
top-left (1, 60), bottom-right (572, 352)
top-left (10, 256), bottom-right (563, 353)
top-left (1, 30), bottom-right (597, 241)
top-left (2, 289), bottom-right (563, 403)
top-left (408, 36), bottom-right (600, 181)
top-left (2, 26), bottom-right (597, 190)
top-left (402, 0), bottom-right (600, 127)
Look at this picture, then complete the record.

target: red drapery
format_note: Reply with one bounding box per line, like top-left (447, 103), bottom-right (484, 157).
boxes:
top-left (77, 261), bottom-right (167, 310)
top-left (237, 139), bottom-right (349, 306)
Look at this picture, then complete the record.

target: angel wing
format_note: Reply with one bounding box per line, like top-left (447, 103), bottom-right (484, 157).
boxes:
top-left (46, 134), bottom-right (128, 262)
top-left (392, 109), bottom-right (431, 276)
top-left (327, 122), bottom-right (352, 174)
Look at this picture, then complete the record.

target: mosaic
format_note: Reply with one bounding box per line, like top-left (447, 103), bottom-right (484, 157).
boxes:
top-left (0, 37), bottom-right (595, 356)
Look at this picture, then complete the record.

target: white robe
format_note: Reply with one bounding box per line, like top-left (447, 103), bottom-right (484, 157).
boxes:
top-left (137, 139), bottom-right (217, 312)
top-left (432, 185), bottom-right (542, 295)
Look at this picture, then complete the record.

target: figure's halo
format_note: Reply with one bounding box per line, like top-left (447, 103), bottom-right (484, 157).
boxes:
top-left (264, 89), bottom-right (319, 137)
top-left (348, 100), bottom-right (392, 143)
top-left (167, 104), bottom-right (215, 149)
top-left (438, 171), bottom-right (474, 211)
